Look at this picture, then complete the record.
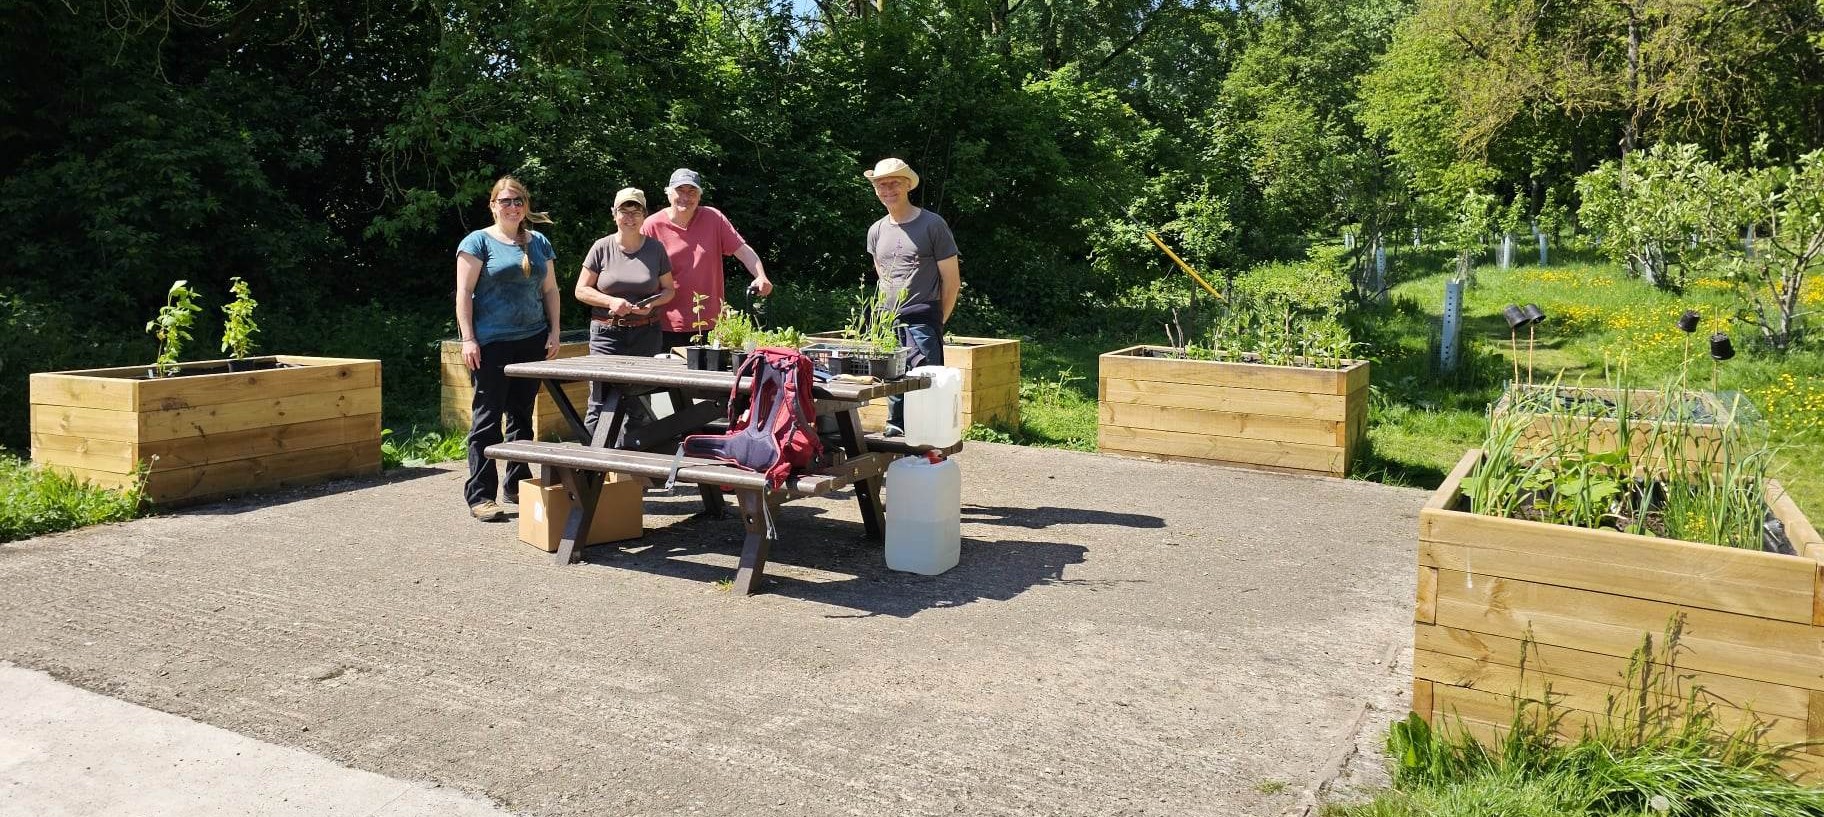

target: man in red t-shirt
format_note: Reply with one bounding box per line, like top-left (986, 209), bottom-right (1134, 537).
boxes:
top-left (641, 168), bottom-right (773, 350)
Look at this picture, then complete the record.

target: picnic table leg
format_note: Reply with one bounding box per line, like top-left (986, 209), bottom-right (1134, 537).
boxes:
top-left (542, 379), bottom-right (591, 442)
top-left (552, 466), bottom-right (604, 566)
top-left (590, 386), bottom-right (629, 449)
top-left (664, 387), bottom-right (727, 519)
top-left (834, 408), bottom-right (885, 540)
top-left (731, 488), bottom-right (778, 595)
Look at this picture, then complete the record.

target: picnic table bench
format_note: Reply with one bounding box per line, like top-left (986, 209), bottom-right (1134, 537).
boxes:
top-left (484, 354), bottom-right (961, 594)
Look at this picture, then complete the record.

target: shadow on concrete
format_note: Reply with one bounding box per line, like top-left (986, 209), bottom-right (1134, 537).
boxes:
top-left (572, 503), bottom-right (1091, 617)
top-left (173, 466), bottom-right (452, 517)
top-left (961, 504), bottom-right (1165, 530)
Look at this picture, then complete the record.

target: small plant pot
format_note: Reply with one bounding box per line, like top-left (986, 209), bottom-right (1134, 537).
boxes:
top-left (685, 346), bottom-right (735, 372)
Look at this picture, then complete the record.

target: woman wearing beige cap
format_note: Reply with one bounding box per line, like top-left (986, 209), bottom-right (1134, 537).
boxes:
top-left (575, 187), bottom-right (676, 440)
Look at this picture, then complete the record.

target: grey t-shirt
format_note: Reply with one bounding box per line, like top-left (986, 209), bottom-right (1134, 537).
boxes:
top-left (866, 208), bottom-right (958, 323)
top-left (582, 235), bottom-right (671, 320)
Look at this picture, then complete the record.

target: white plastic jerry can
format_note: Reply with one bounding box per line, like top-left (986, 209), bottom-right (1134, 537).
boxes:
top-left (903, 365), bottom-right (963, 448)
top-left (885, 452), bottom-right (962, 575)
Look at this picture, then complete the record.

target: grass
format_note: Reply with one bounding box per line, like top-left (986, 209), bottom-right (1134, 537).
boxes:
top-left (1370, 259), bottom-right (1824, 512)
top-left (0, 451), bottom-right (141, 543)
top-left (380, 426), bottom-right (469, 469)
top-left (1327, 622), bottom-right (1824, 816)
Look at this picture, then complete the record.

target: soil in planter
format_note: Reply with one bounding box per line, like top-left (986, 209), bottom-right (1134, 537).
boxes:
top-left (1136, 347), bottom-right (1352, 370)
top-left (1452, 487), bottom-right (1794, 554)
top-left (140, 359), bottom-right (298, 379)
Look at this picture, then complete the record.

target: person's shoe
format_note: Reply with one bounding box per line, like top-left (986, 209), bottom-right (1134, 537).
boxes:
top-left (470, 500), bottom-right (507, 522)
top-left (883, 424), bottom-right (905, 438)
top-left (501, 492), bottom-right (519, 505)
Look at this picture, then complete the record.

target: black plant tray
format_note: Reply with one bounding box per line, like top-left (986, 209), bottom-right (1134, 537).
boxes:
top-left (801, 342), bottom-right (909, 380)
top-left (685, 346), bottom-right (735, 372)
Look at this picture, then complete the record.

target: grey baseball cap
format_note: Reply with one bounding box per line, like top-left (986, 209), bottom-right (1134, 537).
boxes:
top-left (667, 168), bottom-right (703, 190)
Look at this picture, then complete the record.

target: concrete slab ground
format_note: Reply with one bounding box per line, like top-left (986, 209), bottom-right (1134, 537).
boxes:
top-left (0, 442), bottom-right (1425, 816)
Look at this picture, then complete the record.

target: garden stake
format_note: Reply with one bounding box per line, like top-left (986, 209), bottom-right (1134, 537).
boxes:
top-left (1501, 304), bottom-right (1528, 387)
top-left (1522, 304), bottom-right (1546, 384)
top-left (1146, 231), bottom-right (1225, 303)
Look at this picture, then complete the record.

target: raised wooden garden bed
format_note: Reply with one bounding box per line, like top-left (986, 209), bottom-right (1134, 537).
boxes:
top-left (1095, 345), bottom-right (1368, 477)
top-left (809, 334), bottom-right (1021, 433)
top-left (1412, 448), bottom-right (1824, 781)
top-left (1492, 384), bottom-right (1739, 467)
top-left (30, 356), bottom-right (383, 505)
top-left (439, 333), bottom-right (590, 441)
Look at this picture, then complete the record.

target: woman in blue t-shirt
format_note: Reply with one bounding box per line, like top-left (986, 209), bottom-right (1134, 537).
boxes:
top-left (455, 176), bottom-right (562, 522)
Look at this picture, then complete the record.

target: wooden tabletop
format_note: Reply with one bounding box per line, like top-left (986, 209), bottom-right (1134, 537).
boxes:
top-left (503, 355), bottom-right (928, 402)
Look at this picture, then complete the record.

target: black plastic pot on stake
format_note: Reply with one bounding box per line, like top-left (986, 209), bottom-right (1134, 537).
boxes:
top-left (1521, 304), bottom-right (1546, 383)
top-left (1677, 309), bottom-right (1701, 333)
top-left (1708, 331), bottom-right (1735, 392)
top-left (1501, 304), bottom-right (1527, 386)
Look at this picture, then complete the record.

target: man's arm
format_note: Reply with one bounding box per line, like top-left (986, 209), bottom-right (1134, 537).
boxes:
top-left (937, 256), bottom-right (961, 324)
top-left (732, 244), bottom-right (773, 296)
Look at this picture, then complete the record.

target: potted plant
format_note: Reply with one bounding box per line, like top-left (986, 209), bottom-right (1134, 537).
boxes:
top-left (30, 279), bottom-right (383, 506)
top-left (810, 330), bottom-right (1020, 433)
top-left (802, 291), bottom-right (910, 380)
top-left (1097, 256), bottom-right (1370, 477)
top-left (1412, 391), bottom-right (1824, 779)
top-left (679, 294), bottom-right (739, 371)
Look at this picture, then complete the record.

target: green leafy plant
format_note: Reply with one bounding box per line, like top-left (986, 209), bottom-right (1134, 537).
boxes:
top-left (0, 452), bottom-right (142, 542)
top-left (841, 289), bottom-right (903, 356)
top-left (706, 304), bottom-right (756, 350)
top-left (145, 280), bottom-right (201, 377)
top-left (748, 326), bottom-right (806, 349)
top-left (688, 292), bottom-right (710, 345)
top-left (220, 276), bottom-right (259, 360)
top-left (380, 427), bottom-right (468, 469)
top-left (1194, 255), bottom-right (1356, 369)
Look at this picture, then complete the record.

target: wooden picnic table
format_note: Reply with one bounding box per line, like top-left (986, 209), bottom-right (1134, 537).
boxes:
top-left (487, 354), bottom-right (958, 593)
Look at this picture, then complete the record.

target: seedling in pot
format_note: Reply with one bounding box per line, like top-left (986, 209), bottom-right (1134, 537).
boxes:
top-left (221, 277), bottom-right (260, 363)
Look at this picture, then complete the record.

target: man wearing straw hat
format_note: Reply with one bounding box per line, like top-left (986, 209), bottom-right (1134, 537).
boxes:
top-left (863, 157), bottom-right (961, 437)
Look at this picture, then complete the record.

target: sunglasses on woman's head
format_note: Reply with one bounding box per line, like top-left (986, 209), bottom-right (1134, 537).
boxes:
top-left (495, 196), bottom-right (526, 207)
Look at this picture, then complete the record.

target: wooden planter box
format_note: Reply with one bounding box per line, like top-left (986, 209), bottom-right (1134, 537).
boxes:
top-left (30, 356), bottom-right (383, 505)
top-left (1413, 449), bottom-right (1824, 780)
top-left (1095, 345), bottom-right (1368, 477)
top-left (809, 334), bottom-right (1021, 433)
top-left (439, 333), bottom-right (591, 441)
top-left (1491, 384), bottom-right (1739, 467)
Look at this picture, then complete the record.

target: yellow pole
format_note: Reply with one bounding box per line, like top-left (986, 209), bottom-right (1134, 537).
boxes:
top-left (1146, 231), bottom-right (1224, 302)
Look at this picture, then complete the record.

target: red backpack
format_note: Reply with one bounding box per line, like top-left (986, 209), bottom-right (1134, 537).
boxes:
top-left (681, 348), bottom-right (825, 490)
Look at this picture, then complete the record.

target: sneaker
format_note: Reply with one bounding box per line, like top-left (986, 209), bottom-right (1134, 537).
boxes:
top-left (502, 492), bottom-right (519, 505)
top-left (883, 424), bottom-right (905, 438)
top-left (470, 501), bottom-right (507, 522)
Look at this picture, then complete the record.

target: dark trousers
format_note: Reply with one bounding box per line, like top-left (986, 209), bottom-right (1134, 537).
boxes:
top-left (464, 332), bottom-right (546, 506)
top-left (888, 319), bottom-right (946, 429)
top-left (586, 322), bottom-right (662, 444)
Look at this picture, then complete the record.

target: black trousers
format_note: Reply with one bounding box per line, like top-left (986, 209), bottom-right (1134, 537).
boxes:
top-left (464, 332), bottom-right (546, 506)
top-left (585, 322), bottom-right (662, 444)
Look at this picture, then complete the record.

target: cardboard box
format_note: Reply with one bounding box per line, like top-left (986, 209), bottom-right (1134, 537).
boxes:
top-left (516, 476), bottom-right (643, 553)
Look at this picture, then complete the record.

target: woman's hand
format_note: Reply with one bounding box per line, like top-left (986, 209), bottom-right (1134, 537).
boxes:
top-left (606, 296), bottom-right (634, 317)
top-left (462, 339), bottom-right (481, 370)
top-left (545, 328), bottom-right (561, 360)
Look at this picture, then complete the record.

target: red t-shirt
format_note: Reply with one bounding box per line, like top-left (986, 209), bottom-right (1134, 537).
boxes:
top-left (641, 206), bottom-right (747, 333)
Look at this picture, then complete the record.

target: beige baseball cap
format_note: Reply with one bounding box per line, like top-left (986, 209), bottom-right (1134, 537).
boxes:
top-left (613, 187), bottom-right (647, 209)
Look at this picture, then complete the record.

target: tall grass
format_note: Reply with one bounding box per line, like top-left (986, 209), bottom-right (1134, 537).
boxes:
top-left (1335, 621), bottom-right (1824, 816)
top-left (0, 452), bottom-right (141, 543)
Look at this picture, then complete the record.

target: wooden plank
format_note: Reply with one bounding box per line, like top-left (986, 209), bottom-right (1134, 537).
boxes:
top-left (1429, 680), bottom-right (1807, 747)
top-left (441, 362), bottom-right (473, 387)
top-left (133, 360), bottom-right (380, 411)
top-left (1100, 378), bottom-right (1349, 421)
top-left (34, 463), bottom-right (139, 492)
top-left (1425, 449), bottom-right (1481, 511)
top-left (1099, 346), bottom-right (1352, 395)
top-left (142, 441), bottom-right (381, 504)
top-left (30, 433), bottom-right (139, 474)
top-left (1416, 622), bottom-right (1814, 719)
top-left (28, 372), bottom-right (138, 411)
top-left (139, 414), bottom-right (382, 470)
top-left (1097, 424), bottom-right (1344, 475)
top-left (30, 404), bottom-right (141, 443)
top-left (1344, 360), bottom-right (1370, 394)
top-left (1412, 678), bottom-right (1434, 720)
top-left (1422, 509), bottom-right (1817, 624)
top-left (136, 387), bottom-right (382, 443)
top-left (1416, 648), bottom-right (1812, 724)
top-left (960, 365), bottom-right (1021, 393)
top-left (1341, 387), bottom-right (1369, 449)
top-left (1417, 566), bottom-right (1438, 624)
top-left (1433, 569), bottom-right (1824, 691)
top-left (1099, 401), bottom-right (1341, 446)
top-left (1812, 690), bottom-right (1824, 755)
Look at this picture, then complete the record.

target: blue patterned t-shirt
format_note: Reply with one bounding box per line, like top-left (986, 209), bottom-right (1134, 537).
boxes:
top-left (458, 229), bottom-right (556, 345)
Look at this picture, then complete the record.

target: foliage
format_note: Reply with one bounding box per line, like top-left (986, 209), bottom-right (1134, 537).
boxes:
top-left (145, 280), bottom-right (201, 377)
top-left (380, 427), bottom-right (467, 470)
top-left (0, 452), bottom-right (141, 543)
top-left (688, 293), bottom-right (710, 346)
top-left (1711, 149), bottom-right (1824, 352)
top-left (1341, 622), bottom-right (1824, 816)
top-left (748, 326), bottom-right (806, 349)
top-left (842, 290), bottom-right (902, 356)
top-left (706, 304), bottom-right (756, 350)
top-left (1575, 144), bottom-right (1720, 290)
top-left (220, 277), bottom-right (259, 360)
top-left (1192, 252), bottom-right (1356, 368)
